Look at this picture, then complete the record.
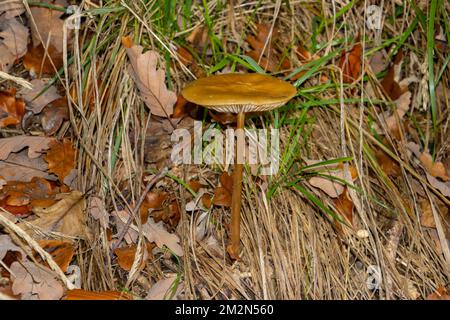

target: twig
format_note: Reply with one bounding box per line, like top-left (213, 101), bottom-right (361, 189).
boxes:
top-left (112, 166), bottom-right (169, 251)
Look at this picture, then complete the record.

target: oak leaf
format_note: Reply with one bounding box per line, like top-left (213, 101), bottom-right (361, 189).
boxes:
top-left (114, 243), bottom-right (155, 272)
top-left (64, 289), bottom-right (132, 300)
top-left (36, 240), bottom-right (74, 273)
top-left (146, 274), bottom-right (182, 300)
top-left (0, 234), bottom-right (25, 261)
top-left (338, 34), bottom-right (362, 83)
top-left (40, 97), bottom-right (69, 135)
top-left (0, 0), bottom-right (25, 19)
top-left (0, 136), bottom-right (53, 160)
top-left (28, 0), bottom-right (70, 53)
top-left (10, 261), bottom-right (64, 300)
top-left (44, 138), bottom-right (76, 184)
top-left (122, 36), bottom-right (177, 118)
top-left (142, 218), bottom-right (183, 256)
top-left (0, 149), bottom-right (53, 182)
top-left (19, 79), bottom-right (61, 114)
top-left (0, 18), bottom-right (28, 71)
top-left (88, 196), bottom-right (109, 229)
top-left (0, 88), bottom-right (25, 127)
top-left (19, 190), bottom-right (90, 239)
top-left (23, 43), bottom-right (64, 76)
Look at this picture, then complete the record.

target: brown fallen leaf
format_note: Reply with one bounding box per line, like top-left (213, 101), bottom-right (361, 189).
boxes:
top-left (0, 88), bottom-right (25, 128)
top-left (146, 274), bottom-right (182, 300)
top-left (28, 0), bottom-right (70, 53)
top-left (369, 50), bottom-right (389, 74)
top-left (19, 79), bottom-right (61, 114)
top-left (19, 190), bottom-right (90, 239)
top-left (142, 217), bottom-right (183, 256)
top-left (0, 234), bottom-right (25, 261)
top-left (10, 261), bottom-right (64, 300)
top-left (23, 43), bottom-right (64, 76)
top-left (375, 148), bottom-right (401, 177)
top-left (140, 191), bottom-right (168, 223)
top-left (64, 289), bottom-right (133, 300)
top-left (419, 152), bottom-right (448, 181)
top-left (220, 172), bottom-right (233, 193)
top-left (40, 97), bottom-right (69, 135)
top-left (307, 161), bottom-right (358, 198)
top-left (122, 36), bottom-right (177, 118)
top-left (426, 287), bottom-right (450, 300)
top-left (338, 34), bottom-right (362, 83)
top-left (0, 18), bottom-right (29, 71)
top-left (36, 240), bottom-right (74, 273)
top-left (186, 25), bottom-right (209, 52)
top-left (176, 46), bottom-right (205, 78)
top-left (0, 149), bottom-right (54, 182)
top-left (88, 196), bottom-right (109, 229)
top-left (153, 200), bottom-right (181, 230)
top-left (112, 210), bottom-right (139, 245)
top-left (0, 135), bottom-right (54, 160)
top-left (44, 138), bottom-right (76, 184)
top-left (0, 0), bottom-right (25, 19)
top-left (333, 187), bottom-right (354, 225)
top-left (212, 186), bottom-right (231, 207)
top-left (380, 50), bottom-right (406, 100)
top-left (114, 242), bottom-right (155, 272)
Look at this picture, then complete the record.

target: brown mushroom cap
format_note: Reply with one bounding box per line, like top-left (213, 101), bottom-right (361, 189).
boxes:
top-left (181, 73), bottom-right (297, 113)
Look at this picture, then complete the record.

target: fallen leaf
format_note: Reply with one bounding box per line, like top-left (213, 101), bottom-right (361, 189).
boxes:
top-left (369, 50), bottom-right (389, 74)
top-left (0, 234), bottom-right (25, 261)
top-left (333, 187), bottom-right (354, 225)
top-left (19, 190), bottom-right (89, 239)
top-left (44, 138), bottom-right (76, 184)
top-left (142, 218), bottom-right (183, 256)
top-left (338, 34), bottom-right (362, 83)
top-left (307, 162), bottom-right (358, 198)
top-left (0, 88), bottom-right (25, 127)
top-left (153, 200), bottom-right (181, 229)
top-left (186, 25), bottom-right (209, 51)
top-left (23, 43), bottom-right (64, 76)
top-left (0, 0), bottom-right (25, 19)
top-left (64, 289), bottom-right (133, 300)
top-left (28, 0), bottom-right (69, 53)
top-left (212, 186), bottom-right (231, 207)
top-left (419, 152), bottom-right (448, 181)
top-left (0, 18), bottom-right (29, 71)
top-left (36, 240), bottom-right (74, 273)
top-left (375, 148), bottom-right (401, 177)
top-left (114, 243), bottom-right (154, 272)
top-left (426, 287), bottom-right (450, 300)
top-left (146, 274), bottom-right (182, 300)
top-left (88, 196), bottom-right (109, 229)
top-left (425, 174), bottom-right (450, 197)
top-left (140, 191), bottom-right (168, 223)
top-left (380, 50), bottom-right (406, 100)
top-left (219, 172), bottom-right (233, 193)
top-left (40, 97), bottom-right (69, 135)
top-left (0, 136), bottom-right (54, 160)
top-left (19, 79), bottom-right (61, 114)
top-left (122, 36), bottom-right (177, 118)
top-left (176, 46), bottom-right (205, 78)
top-left (0, 149), bottom-right (54, 182)
top-left (10, 261), bottom-right (64, 300)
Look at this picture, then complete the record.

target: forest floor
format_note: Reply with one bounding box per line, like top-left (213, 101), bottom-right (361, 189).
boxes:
top-left (0, 0), bottom-right (449, 300)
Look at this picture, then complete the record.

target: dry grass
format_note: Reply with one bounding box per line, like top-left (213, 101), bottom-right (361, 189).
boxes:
top-left (60, 0), bottom-right (450, 299)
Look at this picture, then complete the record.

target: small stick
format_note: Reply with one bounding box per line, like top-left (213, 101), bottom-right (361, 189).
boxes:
top-left (112, 166), bottom-right (168, 251)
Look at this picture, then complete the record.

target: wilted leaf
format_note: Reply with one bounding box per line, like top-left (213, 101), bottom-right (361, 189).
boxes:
top-left (338, 34), bottom-right (362, 83)
top-left (0, 18), bottom-right (29, 71)
top-left (426, 287), bottom-right (450, 300)
top-left (10, 261), bottom-right (64, 300)
top-left (419, 152), bottom-right (448, 181)
top-left (140, 191), bottom-right (168, 223)
top-left (88, 196), bottom-right (109, 229)
top-left (114, 243), bottom-right (155, 272)
top-left (44, 138), bottom-right (76, 184)
top-left (28, 0), bottom-right (70, 53)
top-left (19, 79), bottom-right (61, 114)
top-left (0, 149), bottom-right (54, 182)
top-left (40, 97), bottom-right (69, 135)
top-left (369, 50), bottom-right (388, 74)
top-left (23, 43), bottom-right (64, 76)
top-left (186, 25), bottom-right (209, 51)
top-left (19, 190), bottom-right (89, 239)
top-left (146, 274), bottom-right (182, 300)
top-left (375, 148), bottom-right (402, 177)
top-left (333, 187), bottom-right (354, 225)
top-left (0, 136), bottom-right (54, 160)
top-left (0, 0), bottom-right (25, 19)
top-left (122, 36), bottom-right (177, 118)
top-left (219, 172), bottom-right (233, 193)
top-left (380, 50), bottom-right (406, 100)
top-left (65, 289), bottom-right (133, 300)
top-left (307, 162), bottom-right (358, 198)
top-left (0, 234), bottom-right (25, 261)
top-left (36, 240), bottom-right (74, 273)
top-left (112, 210), bottom-right (139, 245)
top-left (153, 201), bottom-right (181, 229)
top-left (142, 218), bottom-right (183, 256)
top-left (0, 88), bottom-right (25, 128)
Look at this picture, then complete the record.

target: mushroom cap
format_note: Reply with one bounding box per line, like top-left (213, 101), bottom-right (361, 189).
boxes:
top-left (181, 73), bottom-right (297, 113)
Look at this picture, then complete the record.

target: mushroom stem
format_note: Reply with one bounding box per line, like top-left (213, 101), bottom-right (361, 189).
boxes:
top-left (227, 111), bottom-right (245, 259)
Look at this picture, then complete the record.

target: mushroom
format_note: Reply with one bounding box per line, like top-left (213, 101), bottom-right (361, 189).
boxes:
top-left (181, 73), bottom-right (296, 259)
